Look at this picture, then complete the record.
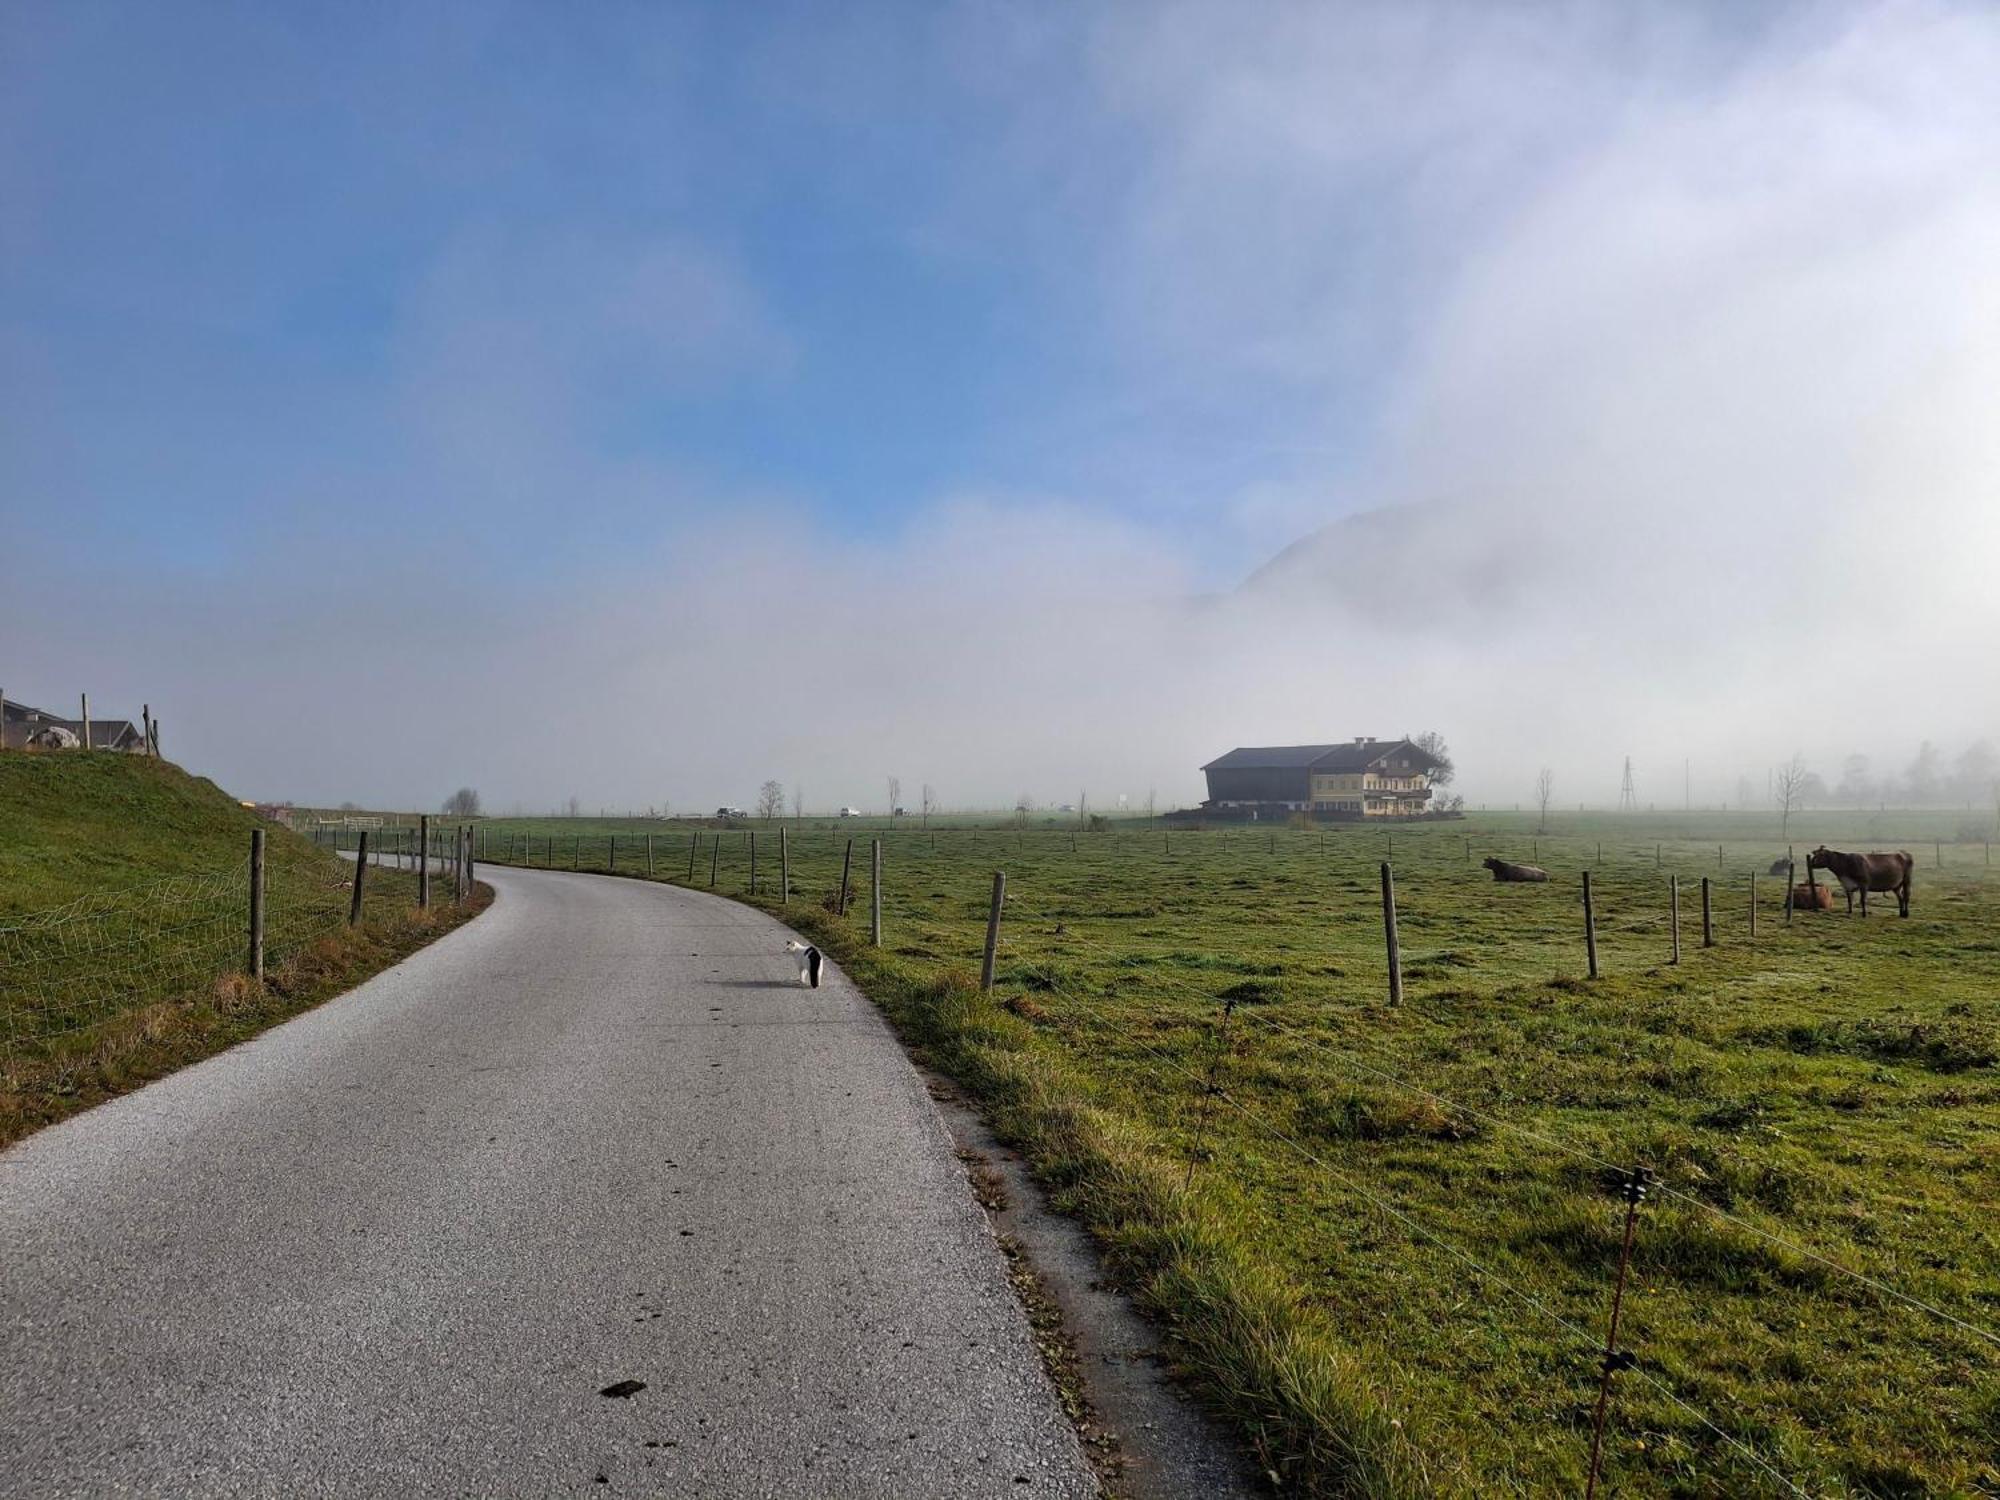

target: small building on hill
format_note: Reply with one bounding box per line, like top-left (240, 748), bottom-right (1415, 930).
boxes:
top-left (1, 699), bottom-right (147, 752)
top-left (1195, 737), bottom-right (1443, 820)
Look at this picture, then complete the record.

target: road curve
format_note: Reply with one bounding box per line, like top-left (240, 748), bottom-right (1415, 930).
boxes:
top-left (1, 864), bottom-right (1096, 1498)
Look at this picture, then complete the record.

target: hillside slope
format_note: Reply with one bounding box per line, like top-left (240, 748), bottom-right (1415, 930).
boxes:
top-left (0, 751), bottom-right (486, 1145)
top-left (0, 752), bottom-right (306, 915)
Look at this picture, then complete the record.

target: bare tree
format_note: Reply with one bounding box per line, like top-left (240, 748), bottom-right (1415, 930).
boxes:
top-left (1414, 730), bottom-right (1455, 787)
top-left (1534, 769), bottom-right (1554, 833)
top-left (1015, 793), bottom-right (1033, 829)
top-left (792, 786), bottom-right (804, 822)
top-left (757, 779), bottom-right (785, 822)
top-left (442, 788), bottom-right (481, 817)
top-left (566, 795), bottom-right (581, 819)
top-left (1774, 753), bottom-right (1812, 838)
top-left (920, 783), bottom-right (937, 828)
top-left (1145, 787), bottom-right (1157, 823)
top-left (887, 776), bottom-right (902, 819)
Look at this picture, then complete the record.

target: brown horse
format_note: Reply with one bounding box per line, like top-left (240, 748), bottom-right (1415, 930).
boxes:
top-left (1805, 846), bottom-right (1913, 917)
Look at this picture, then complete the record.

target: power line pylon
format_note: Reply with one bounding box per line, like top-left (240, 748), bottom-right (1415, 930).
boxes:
top-left (1618, 756), bottom-right (1638, 813)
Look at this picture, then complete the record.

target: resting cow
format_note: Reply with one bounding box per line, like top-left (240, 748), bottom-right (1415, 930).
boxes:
top-left (1805, 846), bottom-right (1913, 917)
top-left (1483, 856), bottom-right (1550, 883)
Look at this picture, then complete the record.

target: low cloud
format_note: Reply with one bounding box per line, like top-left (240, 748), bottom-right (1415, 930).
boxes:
top-left (6, 3), bottom-right (1996, 815)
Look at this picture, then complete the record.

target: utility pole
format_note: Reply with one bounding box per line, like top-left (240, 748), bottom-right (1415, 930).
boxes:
top-left (1618, 757), bottom-right (1637, 813)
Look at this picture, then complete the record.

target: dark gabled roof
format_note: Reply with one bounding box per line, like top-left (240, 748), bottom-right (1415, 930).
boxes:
top-left (1202, 744), bottom-right (1348, 771)
top-left (1202, 738), bottom-right (1443, 774)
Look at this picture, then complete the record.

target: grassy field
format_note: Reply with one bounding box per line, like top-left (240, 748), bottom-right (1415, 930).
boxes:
top-left (0, 754), bottom-right (486, 1146)
top-left (460, 809), bottom-right (1999, 1498)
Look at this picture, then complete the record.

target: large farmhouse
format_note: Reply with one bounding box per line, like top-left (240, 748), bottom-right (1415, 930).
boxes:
top-left (1198, 737), bottom-right (1444, 820)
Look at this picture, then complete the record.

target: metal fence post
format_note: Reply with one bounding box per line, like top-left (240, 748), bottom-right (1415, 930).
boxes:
top-left (871, 839), bottom-right (883, 947)
top-left (1701, 876), bottom-right (1713, 947)
top-left (1380, 862), bottom-right (1401, 1006)
top-left (418, 814), bottom-right (430, 908)
top-left (839, 838), bottom-right (853, 916)
top-left (249, 828), bottom-right (266, 978)
top-left (780, 827), bottom-right (790, 905)
top-left (1583, 869), bottom-right (1599, 979)
top-left (350, 831), bottom-right (369, 924)
top-left (1669, 876), bottom-right (1680, 964)
top-left (980, 871), bottom-right (1006, 991)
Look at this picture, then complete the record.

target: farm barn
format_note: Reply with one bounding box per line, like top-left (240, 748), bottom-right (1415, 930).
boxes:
top-left (1195, 736), bottom-right (1445, 821)
top-left (1, 698), bottom-right (147, 752)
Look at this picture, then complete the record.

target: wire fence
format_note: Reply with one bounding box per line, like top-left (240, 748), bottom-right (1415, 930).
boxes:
top-left (0, 827), bottom-right (455, 1059)
top-left (464, 822), bottom-right (1997, 1494)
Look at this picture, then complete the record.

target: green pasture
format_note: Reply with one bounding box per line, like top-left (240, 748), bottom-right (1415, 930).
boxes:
top-left (459, 811), bottom-right (1997, 1496)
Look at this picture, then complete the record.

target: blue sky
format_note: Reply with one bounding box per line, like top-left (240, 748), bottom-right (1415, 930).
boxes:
top-left (5, 3), bottom-right (1997, 810)
top-left (3, 4), bottom-right (1391, 579)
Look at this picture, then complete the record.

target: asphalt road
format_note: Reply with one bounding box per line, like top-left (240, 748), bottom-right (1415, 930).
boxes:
top-left (1, 864), bottom-right (1096, 1498)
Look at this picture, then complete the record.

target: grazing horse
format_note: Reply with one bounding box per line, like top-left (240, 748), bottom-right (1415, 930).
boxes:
top-left (1483, 856), bottom-right (1550, 883)
top-left (1806, 846), bottom-right (1913, 917)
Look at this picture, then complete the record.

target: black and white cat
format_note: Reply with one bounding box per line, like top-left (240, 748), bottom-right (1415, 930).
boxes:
top-left (784, 939), bottom-right (823, 988)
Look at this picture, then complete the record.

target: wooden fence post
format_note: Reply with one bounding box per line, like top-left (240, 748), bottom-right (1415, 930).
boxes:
top-left (1701, 876), bottom-right (1713, 947)
top-left (1583, 869), bottom-right (1599, 979)
top-left (981, 871), bottom-right (1006, 991)
top-left (418, 814), bottom-right (430, 908)
top-left (608, 835), bottom-right (616, 872)
top-left (1749, 874), bottom-right (1757, 937)
top-left (1380, 862), bottom-right (1402, 1006)
top-left (141, 703), bottom-right (151, 756)
top-left (249, 828), bottom-right (266, 979)
top-left (1669, 876), bottom-right (1680, 964)
top-left (1784, 856), bottom-right (1795, 924)
top-left (839, 838), bottom-right (854, 915)
top-left (647, 834), bottom-right (655, 878)
top-left (780, 827), bottom-right (790, 905)
top-left (871, 839), bottom-right (883, 947)
top-left (80, 692), bottom-right (91, 750)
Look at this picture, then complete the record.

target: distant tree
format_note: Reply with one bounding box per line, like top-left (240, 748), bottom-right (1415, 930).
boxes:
top-left (1774, 753), bottom-right (1812, 837)
top-left (1534, 769), bottom-right (1554, 833)
top-left (792, 786), bottom-right (804, 822)
top-left (1906, 741), bottom-right (1943, 804)
top-left (566, 795), bottom-right (581, 819)
top-left (1014, 793), bottom-right (1033, 829)
top-left (339, 800), bottom-right (359, 813)
top-left (1834, 753), bottom-right (1873, 807)
top-left (1414, 730), bottom-right (1455, 787)
top-left (1951, 740), bottom-right (1997, 805)
top-left (920, 783), bottom-right (937, 828)
top-left (443, 787), bottom-right (481, 817)
top-left (1145, 787), bottom-right (1157, 823)
top-left (887, 776), bottom-right (901, 819)
top-left (757, 779), bottom-right (785, 821)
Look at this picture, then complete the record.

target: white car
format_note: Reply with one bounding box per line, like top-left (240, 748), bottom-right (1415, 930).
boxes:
top-left (837, 807), bottom-right (864, 818)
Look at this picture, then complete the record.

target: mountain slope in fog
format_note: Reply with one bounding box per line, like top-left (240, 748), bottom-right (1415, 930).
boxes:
top-left (1240, 501), bottom-right (1555, 625)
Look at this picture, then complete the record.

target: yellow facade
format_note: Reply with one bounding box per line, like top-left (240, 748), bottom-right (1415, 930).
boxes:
top-left (1311, 768), bottom-right (1430, 816)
